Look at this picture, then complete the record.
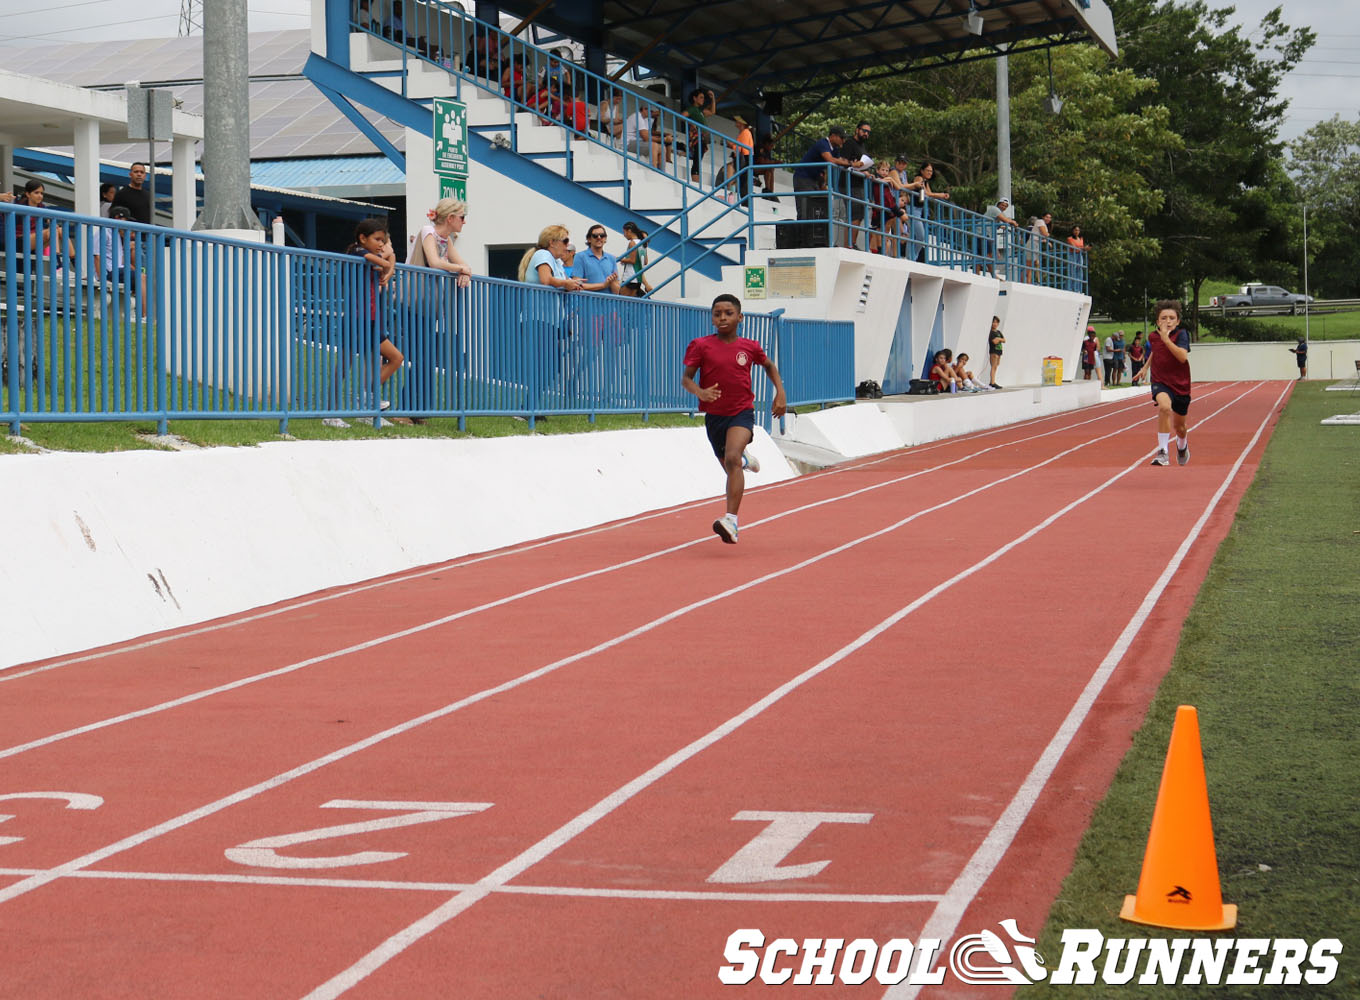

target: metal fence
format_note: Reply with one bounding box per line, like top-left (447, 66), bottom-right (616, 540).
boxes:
top-left (354, 0), bottom-right (741, 201)
top-left (2, 202), bottom-right (854, 434)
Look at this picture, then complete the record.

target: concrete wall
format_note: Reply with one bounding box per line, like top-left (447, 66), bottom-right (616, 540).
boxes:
top-left (670, 249), bottom-right (1091, 389)
top-left (0, 427), bottom-right (792, 672)
top-left (1189, 339), bottom-right (1360, 382)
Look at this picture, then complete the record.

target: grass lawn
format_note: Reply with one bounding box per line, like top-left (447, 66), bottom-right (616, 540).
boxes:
top-left (1018, 381), bottom-right (1360, 998)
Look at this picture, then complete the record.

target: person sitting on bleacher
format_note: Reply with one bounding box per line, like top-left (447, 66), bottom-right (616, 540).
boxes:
top-left (952, 352), bottom-right (993, 392)
top-left (930, 350), bottom-right (958, 394)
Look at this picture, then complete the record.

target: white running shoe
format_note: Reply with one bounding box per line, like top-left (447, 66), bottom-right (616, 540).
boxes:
top-left (713, 515), bottom-right (738, 544)
top-left (1150, 449), bottom-right (1169, 466)
top-left (1177, 443), bottom-right (1189, 466)
top-left (742, 450), bottom-right (760, 474)
top-left (379, 400), bottom-right (391, 411)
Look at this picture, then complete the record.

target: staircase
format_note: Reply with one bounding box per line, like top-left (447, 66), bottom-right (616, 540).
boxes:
top-left (308, 1), bottom-right (785, 293)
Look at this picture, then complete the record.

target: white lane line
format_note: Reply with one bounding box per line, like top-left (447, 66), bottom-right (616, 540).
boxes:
top-left (0, 387), bottom-right (1193, 761)
top-left (0, 391), bottom-right (1159, 683)
top-left (0, 389), bottom-right (1198, 907)
top-left (0, 867), bottom-right (940, 904)
top-left (295, 384), bottom-right (1265, 1000)
top-left (882, 379), bottom-right (1289, 1000)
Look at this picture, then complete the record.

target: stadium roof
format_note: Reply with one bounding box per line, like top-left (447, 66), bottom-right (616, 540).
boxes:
top-left (0, 31), bottom-right (404, 162)
top-left (499, 0), bottom-right (1116, 94)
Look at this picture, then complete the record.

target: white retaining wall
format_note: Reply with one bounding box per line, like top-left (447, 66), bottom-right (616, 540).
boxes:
top-left (0, 427), bottom-right (791, 672)
top-left (1189, 339), bottom-right (1360, 382)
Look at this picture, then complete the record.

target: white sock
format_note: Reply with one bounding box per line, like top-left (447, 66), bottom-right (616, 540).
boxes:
top-left (728, 513), bottom-right (738, 526)
top-left (1176, 436), bottom-right (1187, 450)
top-left (1158, 432), bottom-right (1170, 451)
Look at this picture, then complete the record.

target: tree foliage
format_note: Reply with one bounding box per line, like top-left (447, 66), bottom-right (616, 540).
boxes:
top-left (1288, 116), bottom-right (1360, 298)
top-left (778, 2), bottom-right (1315, 325)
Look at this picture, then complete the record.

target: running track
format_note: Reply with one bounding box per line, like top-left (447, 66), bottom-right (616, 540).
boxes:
top-left (0, 381), bottom-right (1288, 998)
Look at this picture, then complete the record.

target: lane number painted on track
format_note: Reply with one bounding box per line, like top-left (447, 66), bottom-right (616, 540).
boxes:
top-left (224, 799), bottom-right (493, 869)
top-left (707, 810), bottom-right (873, 884)
top-left (0, 791), bottom-right (104, 847)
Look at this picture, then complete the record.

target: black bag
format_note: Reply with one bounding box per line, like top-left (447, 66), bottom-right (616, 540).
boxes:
top-left (908, 378), bottom-right (937, 395)
top-left (856, 379), bottom-right (883, 399)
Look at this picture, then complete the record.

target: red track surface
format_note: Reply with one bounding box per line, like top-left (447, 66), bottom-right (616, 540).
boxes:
top-left (0, 382), bottom-right (1288, 999)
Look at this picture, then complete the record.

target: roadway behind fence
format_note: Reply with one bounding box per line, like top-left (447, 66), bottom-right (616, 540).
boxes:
top-left (1, 202), bottom-right (854, 436)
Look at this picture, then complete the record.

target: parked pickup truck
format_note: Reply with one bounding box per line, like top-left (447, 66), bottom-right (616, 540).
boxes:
top-left (1211, 284), bottom-right (1314, 313)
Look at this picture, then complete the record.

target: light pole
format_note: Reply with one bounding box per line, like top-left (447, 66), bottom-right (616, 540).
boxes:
top-left (1302, 203), bottom-right (1310, 345)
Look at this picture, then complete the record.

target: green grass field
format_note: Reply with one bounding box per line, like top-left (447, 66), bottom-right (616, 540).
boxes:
top-left (1018, 381), bottom-right (1360, 998)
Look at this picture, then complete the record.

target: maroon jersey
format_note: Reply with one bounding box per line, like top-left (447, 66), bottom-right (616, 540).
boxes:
top-left (1146, 327), bottom-right (1191, 395)
top-left (683, 334), bottom-right (768, 416)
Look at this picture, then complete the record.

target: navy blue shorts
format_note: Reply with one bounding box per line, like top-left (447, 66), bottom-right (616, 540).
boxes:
top-left (705, 410), bottom-right (754, 460)
top-left (1151, 382), bottom-right (1191, 416)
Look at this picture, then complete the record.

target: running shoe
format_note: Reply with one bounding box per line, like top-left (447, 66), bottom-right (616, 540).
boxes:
top-left (1177, 443), bottom-right (1189, 466)
top-left (713, 515), bottom-right (738, 544)
top-left (379, 400), bottom-right (391, 411)
top-left (742, 450), bottom-right (760, 473)
top-left (990, 383), bottom-right (1003, 389)
top-left (1150, 449), bottom-right (1169, 466)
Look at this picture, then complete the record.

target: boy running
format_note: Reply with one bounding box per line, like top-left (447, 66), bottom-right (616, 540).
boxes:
top-left (683, 294), bottom-right (787, 543)
top-left (1132, 299), bottom-right (1192, 466)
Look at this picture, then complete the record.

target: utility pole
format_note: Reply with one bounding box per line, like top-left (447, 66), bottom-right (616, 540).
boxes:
top-left (194, 0), bottom-right (261, 232)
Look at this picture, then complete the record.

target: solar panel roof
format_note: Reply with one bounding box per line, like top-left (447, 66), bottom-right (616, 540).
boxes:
top-left (0, 31), bottom-right (405, 162)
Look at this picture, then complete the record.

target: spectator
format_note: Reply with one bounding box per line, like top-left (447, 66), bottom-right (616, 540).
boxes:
top-left (543, 50), bottom-right (572, 92)
top-left (1111, 329), bottom-right (1126, 386)
top-left (383, 0), bottom-right (408, 44)
top-left (727, 115), bottom-right (754, 198)
top-left (987, 315), bottom-right (1005, 389)
top-left (1128, 331), bottom-right (1147, 383)
top-left (346, 218), bottom-right (402, 410)
top-left (753, 134), bottom-right (779, 197)
top-left (621, 101), bottom-right (665, 169)
top-left (113, 163), bottom-right (152, 225)
top-left (683, 87), bottom-right (717, 182)
top-left (561, 83), bottom-right (589, 133)
top-left (930, 350), bottom-right (957, 393)
top-left (408, 197), bottom-right (472, 286)
top-left (1027, 211), bottom-right (1052, 281)
top-left (792, 125), bottom-right (849, 228)
top-left (1101, 330), bottom-right (1115, 385)
top-left (618, 221), bottom-right (651, 297)
top-left (953, 352), bottom-right (992, 391)
top-left (355, 0), bottom-right (379, 31)
top-left (904, 162), bottom-right (950, 264)
top-left (99, 182), bottom-right (117, 218)
top-left (572, 223), bottom-right (621, 293)
top-left (599, 92), bottom-right (623, 144)
top-left (467, 31), bottom-right (501, 82)
top-left (1066, 225), bottom-right (1087, 250)
top-left (1081, 326), bottom-right (1100, 381)
top-left (8, 180), bottom-right (55, 256)
top-left (94, 205), bottom-right (134, 283)
top-left (836, 121), bottom-right (873, 250)
top-left (518, 224), bottom-right (585, 290)
top-left (868, 161), bottom-right (906, 256)
top-left (983, 196), bottom-right (1020, 278)
top-left (1289, 336), bottom-right (1307, 379)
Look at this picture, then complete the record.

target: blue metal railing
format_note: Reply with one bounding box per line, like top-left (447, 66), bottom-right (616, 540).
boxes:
top-left (353, 0), bottom-right (743, 203)
top-left (642, 163), bottom-right (1089, 295)
top-left (2, 202), bottom-right (854, 434)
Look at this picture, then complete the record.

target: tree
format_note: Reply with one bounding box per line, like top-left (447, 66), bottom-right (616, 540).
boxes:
top-left (783, 46), bottom-right (1177, 301)
top-left (1289, 116), bottom-right (1360, 299)
top-left (1107, 1), bottom-right (1314, 326)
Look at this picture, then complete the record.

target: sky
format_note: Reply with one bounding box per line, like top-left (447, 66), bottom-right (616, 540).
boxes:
top-left (1, 0), bottom-right (1355, 142)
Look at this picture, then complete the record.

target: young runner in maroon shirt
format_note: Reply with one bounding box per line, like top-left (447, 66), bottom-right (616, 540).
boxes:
top-left (682, 294), bottom-right (787, 544)
top-left (1132, 298), bottom-right (1192, 466)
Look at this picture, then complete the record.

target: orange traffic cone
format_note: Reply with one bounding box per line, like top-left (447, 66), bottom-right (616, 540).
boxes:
top-left (1120, 705), bottom-right (1237, 930)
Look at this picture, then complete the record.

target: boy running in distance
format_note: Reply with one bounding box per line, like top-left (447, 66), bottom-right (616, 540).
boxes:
top-left (683, 294), bottom-right (787, 543)
top-left (1132, 299), bottom-right (1192, 466)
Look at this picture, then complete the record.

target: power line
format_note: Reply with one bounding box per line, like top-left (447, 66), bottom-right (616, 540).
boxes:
top-left (0, 12), bottom-right (176, 43)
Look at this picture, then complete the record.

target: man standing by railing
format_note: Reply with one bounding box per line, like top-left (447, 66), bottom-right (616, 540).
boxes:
top-left (572, 224), bottom-right (621, 294)
top-left (792, 126), bottom-right (850, 245)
